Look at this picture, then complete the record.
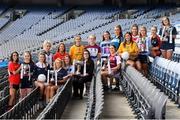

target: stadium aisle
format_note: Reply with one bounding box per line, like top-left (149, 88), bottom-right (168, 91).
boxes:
top-left (166, 99), bottom-right (180, 119)
top-left (101, 91), bottom-right (135, 119)
top-left (61, 98), bottom-right (86, 119)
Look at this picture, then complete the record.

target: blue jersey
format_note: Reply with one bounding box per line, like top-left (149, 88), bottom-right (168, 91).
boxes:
top-left (111, 36), bottom-right (123, 50)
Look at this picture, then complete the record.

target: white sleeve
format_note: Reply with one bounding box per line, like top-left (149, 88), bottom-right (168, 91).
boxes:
top-left (115, 56), bottom-right (121, 65)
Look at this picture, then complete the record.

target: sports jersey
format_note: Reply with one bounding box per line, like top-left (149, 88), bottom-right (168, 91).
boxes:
top-left (100, 41), bottom-right (111, 57)
top-left (151, 35), bottom-right (161, 48)
top-left (53, 52), bottom-right (68, 61)
top-left (118, 42), bottom-right (139, 55)
top-left (85, 44), bottom-right (101, 61)
top-left (109, 54), bottom-right (121, 68)
top-left (159, 26), bottom-right (177, 50)
top-left (132, 35), bottom-right (139, 43)
top-left (111, 36), bottom-right (123, 50)
top-left (69, 45), bottom-right (84, 61)
top-left (8, 62), bottom-right (21, 85)
top-left (20, 62), bottom-right (35, 88)
top-left (34, 62), bottom-right (49, 79)
top-left (42, 50), bottom-right (53, 68)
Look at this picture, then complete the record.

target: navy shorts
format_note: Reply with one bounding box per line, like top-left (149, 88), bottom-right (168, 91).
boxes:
top-left (137, 54), bottom-right (149, 63)
top-left (160, 42), bottom-right (174, 51)
top-left (10, 84), bottom-right (19, 90)
top-left (20, 77), bottom-right (33, 89)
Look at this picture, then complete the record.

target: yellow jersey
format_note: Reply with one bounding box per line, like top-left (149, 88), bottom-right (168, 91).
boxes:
top-left (118, 41), bottom-right (139, 55)
top-left (69, 45), bottom-right (84, 61)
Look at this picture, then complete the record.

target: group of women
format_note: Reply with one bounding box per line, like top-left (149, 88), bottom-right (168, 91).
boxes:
top-left (7, 16), bottom-right (177, 109)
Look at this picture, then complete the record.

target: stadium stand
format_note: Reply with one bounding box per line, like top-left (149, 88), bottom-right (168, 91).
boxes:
top-left (0, 2), bottom-right (179, 119)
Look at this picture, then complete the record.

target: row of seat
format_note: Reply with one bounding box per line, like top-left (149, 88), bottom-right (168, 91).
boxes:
top-left (122, 64), bottom-right (168, 119)
top-left (148, 57), bottom-right (180, 105)
top-left (172, 52), bottom-right (180, 62)
top-left (84, 66), bottom-right (104, 119)
top-left (0, 87), bottom-right (40, 119)
top-left (0, 18), bottom-right (9, 30)
top-left (36, 78), bottom-right (72, 119)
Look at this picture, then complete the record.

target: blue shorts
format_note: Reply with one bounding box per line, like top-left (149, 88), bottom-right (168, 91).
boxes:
top-left (20, 77), bottom-right (33, 89)
top-left (160, 42), bottom-right (174, 51)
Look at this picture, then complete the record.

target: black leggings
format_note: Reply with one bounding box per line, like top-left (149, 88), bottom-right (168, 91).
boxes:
top-left (72, 75), bottom-right (93, 97)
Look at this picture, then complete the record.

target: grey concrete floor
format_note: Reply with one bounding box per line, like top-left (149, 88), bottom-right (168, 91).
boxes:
top-left (166, 99), bottom-right (180, 119)
top-left (101, 91), bottom-right (135, 119)
top-left (61, 97), bottom-right (87, 119)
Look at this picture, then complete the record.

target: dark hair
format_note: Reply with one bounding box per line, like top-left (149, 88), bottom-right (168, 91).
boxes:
top-left (38, 52), bottom-right (46, 64)
top-left (57, 43), bottom-right (66, 53)
top-left (110, 44), bottom-right (117, 51)
top-left (123, 32), bottom-right (133, 48)
top-left (114, 25), bottom-right (123, 37)
top-left (131, 24), bottom-right (138, 35)
top-left (24, 51), bottom-right (34, 64)
top-left (102, 31), bottom-right (111, 41)
top-left (10, 51), bottom-right (19, 63)
top-left (64, 54), bottom-right (72, 66)
top-left (83, 50), bottom-right (93, 65)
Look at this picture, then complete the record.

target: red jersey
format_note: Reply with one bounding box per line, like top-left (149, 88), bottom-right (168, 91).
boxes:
top-left (8, 62), bottom-right (20, 85)
top-left (53, 52), bottom-right (68, 61)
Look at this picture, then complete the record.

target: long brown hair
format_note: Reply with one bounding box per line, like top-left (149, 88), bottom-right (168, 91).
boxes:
top-left (123, 32), bottom-right (133, 48)
top-left (102, 31), bottom-right (111, 41)
top-left (10, 51), bottom-right (19, 63)
top-left (57, 43), bottom-right (66, 53)
top-left (83, 50), bottom-right (93, 65)
top-left (114, 25), bottom-right (123, 37)
top-left (24, 51), bottom-right (34, 64)
top-left (131, 24), bottom-right (138, 36)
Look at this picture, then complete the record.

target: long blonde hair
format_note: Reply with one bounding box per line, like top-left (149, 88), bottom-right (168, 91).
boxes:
top-left (53, 58), bottom-right (64, 70)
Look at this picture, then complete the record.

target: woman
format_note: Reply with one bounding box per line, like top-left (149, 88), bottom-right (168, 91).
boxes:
top-left (136, 26), bottom-right (151, 76)
top-left (46, 58), bottom-right (68, 103)
top-left (42, 40), bottom-right (53, 68)
top-left (150, 26), bottom-right (161, 57)
top-left (72, 50), bottom-right (94, 99)
top-left (101, 45), bottom-right (121, 90)
top-left (69, 35), bottom-right (84, 62)
top-left (100, 31), bottom-right (112, 59)
top-left (131, 24), bottom-right (139, 43)
top-left (159, 16), bottom-right (177, 60)
top-left (53, 43), bottom-right (68, 61)
top-left (34, 52), bottom-right (49, 101)
top-left (111, 25), bottom-right (123, 50)
top-left (118, 32), bottom-right (139, 67)
top-left (8, 52), bottom-right (21, 109)
top-left (64, 55), bottom-right (74, 75)
top-left (20, 51), bottom-right (35, 99)
top-left (85, 35), bottom-right (101, 63)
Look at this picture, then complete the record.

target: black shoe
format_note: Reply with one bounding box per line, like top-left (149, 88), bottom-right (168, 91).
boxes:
top-left (103, 85), bottom-right (109, 91)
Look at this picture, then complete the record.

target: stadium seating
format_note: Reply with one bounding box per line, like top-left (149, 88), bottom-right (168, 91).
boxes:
top-left (122, 64), bottom-right (168, 119)
top-left (0, 6), bottom-right (179, 59)
top-left (0, 5), bottom-right (179, 119)
top-left (36, 79), bottom-right (72, 119)
top-left (149, 57), bottom-right (180, 105)
top-left (84, 65), bottom-right (104, 119)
